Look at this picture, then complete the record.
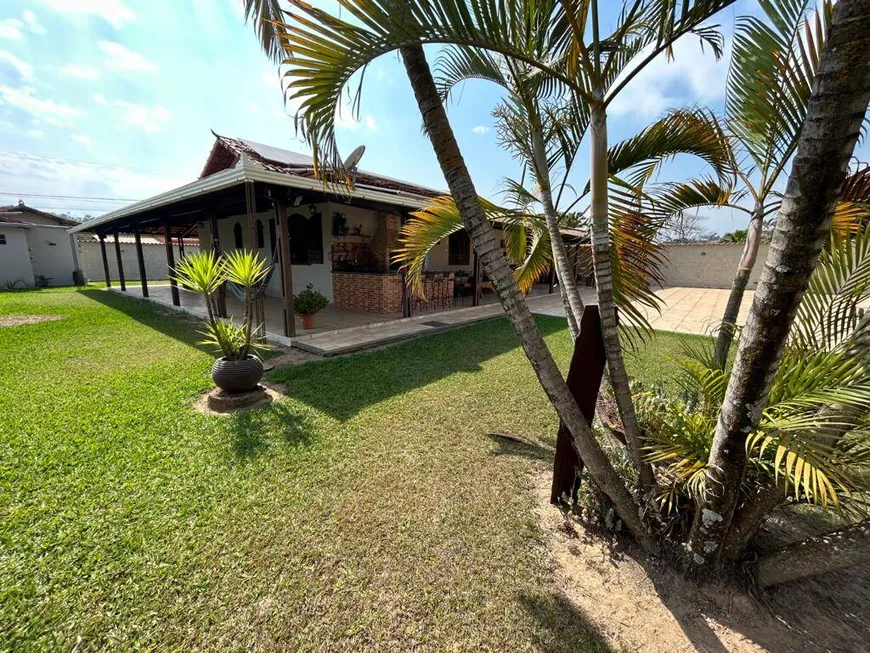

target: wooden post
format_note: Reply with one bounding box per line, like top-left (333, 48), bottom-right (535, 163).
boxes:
top-left (208, 212), bottom-right (227, 317)
top-left (401, 269), bottom-right (412, 318)
top-left (550, 305), bottom-right (608, 505)
top-left (163, 222), bottom-right (180, 306)
top-left (134, 228), bottom-right (148, 297)
top-left (177, 235), bottom-right (185, 259)
top-left (245, 181), bottom-right (257, 247)
top-left (113, 232), bottom-right (126, 291)
top-left (276, 197), bottom-right (296, 337)
top-left (472, 250), bottom-right (480, 306)
top-left (98, 234), bottom-right (111, 288)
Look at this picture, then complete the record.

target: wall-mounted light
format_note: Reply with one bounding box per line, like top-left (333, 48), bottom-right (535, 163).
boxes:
top-left (308, 204), bottom-right (318, 217)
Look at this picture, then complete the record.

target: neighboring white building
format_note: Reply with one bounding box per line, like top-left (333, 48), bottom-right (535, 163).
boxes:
top-left (0, 201), bottom-right (81, 288)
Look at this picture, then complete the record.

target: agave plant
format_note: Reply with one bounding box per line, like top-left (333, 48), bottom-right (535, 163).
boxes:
top-left (641, 223), bottom-right (870, 553)
top-left (172, 249), bottom-right (271, 361)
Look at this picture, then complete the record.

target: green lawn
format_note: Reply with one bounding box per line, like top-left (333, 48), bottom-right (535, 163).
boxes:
top-left (0, 288), bottom-right (700, 651)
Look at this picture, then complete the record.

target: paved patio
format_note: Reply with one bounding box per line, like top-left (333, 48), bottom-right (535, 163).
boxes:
top-left (529, 286), bottom-right (755, 336)
top-left (107, 284), bottom-right (529, 355)
top-left (107, 284), bottom-right (758, 356)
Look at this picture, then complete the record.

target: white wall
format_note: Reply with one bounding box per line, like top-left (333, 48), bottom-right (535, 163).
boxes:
top-left (659, 243), bottom-right (769, 289)
top-left (77, 239), bottom-right (197, 282)
top-left (0, 228), bottom-right (34, 287)
top-left (26, 228), bottom-right (77, 286)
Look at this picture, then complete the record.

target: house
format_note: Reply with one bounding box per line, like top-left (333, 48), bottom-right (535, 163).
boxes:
top-left (0, 201), bottom-right (82, 288)
top-left (69, 133), bottom-right (561, 338)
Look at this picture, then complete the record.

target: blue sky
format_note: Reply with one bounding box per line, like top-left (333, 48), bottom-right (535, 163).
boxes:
top-left (0, 0), bottom-right (818, 236)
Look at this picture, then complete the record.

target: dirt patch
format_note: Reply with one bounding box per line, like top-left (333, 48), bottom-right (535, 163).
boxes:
top-left (0, 314), bottom-right (63, 327)
top-left (534, 474), bottom-right (870, 652)
top-left (194, 383), bottom-right (286, 416)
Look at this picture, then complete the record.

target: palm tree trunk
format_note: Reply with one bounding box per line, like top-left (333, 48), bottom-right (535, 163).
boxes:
top-left (754, 519), bottom-right (870, 587)
top-left (686, 0), bottom-right (870, 568)
top-left (721, 482), bottom-right (787, 559)
top-left (531, 124), bottom-right (584, 340)
top-left (713, 204), bottom-right (764, 368)
top-left (589, 99), bottom-right (656, 494)
top-left (400, 44), bottom-right (646, 538)
top-left (558, 275), bottom-right (581, 340)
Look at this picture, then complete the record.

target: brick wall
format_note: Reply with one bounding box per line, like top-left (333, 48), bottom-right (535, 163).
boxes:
top-left (369, 212), bottom-right (402, 271)
top-left (332, 271), bottom-right (404, 313)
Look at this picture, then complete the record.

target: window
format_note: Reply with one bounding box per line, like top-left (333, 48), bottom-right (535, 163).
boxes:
top-left (289, 212), bottom-right (324, 265)
top-left (448, 230), bottom-right (470, 266)
top-left (233, 222), bottom-right (243, 249)
top-left (256, 219), bottom-right (265, 249)
top-left (0, 234), bottom-right (6, 245)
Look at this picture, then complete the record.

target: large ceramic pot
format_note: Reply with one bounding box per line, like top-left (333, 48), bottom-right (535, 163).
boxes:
top-left (301, 313), bottom-right (316, 330)
top-left (211, 355), bottom-right (264, 393)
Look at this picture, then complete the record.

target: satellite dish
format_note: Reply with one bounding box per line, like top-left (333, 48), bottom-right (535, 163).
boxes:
top-left (343, 145), bottom-right (366, 172)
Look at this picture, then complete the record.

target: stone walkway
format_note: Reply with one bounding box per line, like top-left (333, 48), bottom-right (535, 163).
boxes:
top-left (292, 301), bottom-right (513, 356)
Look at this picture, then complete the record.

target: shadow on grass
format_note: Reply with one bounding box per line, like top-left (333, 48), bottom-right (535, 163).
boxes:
top-left (486, 433), bottom-right (554, 462)
top-left (220, 400), bottom-right (317, 463)
top-left (78, 288), bottom-right (216, 356)
top-left (518, 591), bottom-right (614, 652)
top-left (269, 315), bottom-right (568, 422)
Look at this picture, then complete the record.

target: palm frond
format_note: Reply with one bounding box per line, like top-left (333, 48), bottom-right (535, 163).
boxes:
top-left (648, 177), bottom-right (740, 222)
top-left (792, 223), bottom-right (870, 350)
top-left (608, 178), bottom-right (668, 342)
top-left (395, 194), bottom-right (548, 296)
top-left (606, 108), bottom-right (734, 189)
top-left (727, 0), bottom-right (830, 190)
top-left (277, 0), bottom-right (579, 182)
top-left (241, 0), bottom-right (288, 63)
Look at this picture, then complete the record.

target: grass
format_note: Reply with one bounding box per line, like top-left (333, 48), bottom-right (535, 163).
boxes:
top-left (0, 287), bottom-right (702, 651)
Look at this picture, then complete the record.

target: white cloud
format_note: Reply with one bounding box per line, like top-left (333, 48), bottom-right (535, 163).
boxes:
top-left (0, 85), bottom-right (83, 125)
top-left (22, 11), bottom-right (46, 35)
top-left (111, 99), bottom-right (172, 133)
top-left (27, 129), bottom-right (43, 138)
top-left (0, 151), bottom-right (192, 218)
top-left (247, 101), bottom-right (260, 113)
top-left (0, 50), bottom-right (34, 79)
top-left (61, 64), bottom-right (101, 81)
top-left (38, 0), bottom-right (134, 29)
top-left (98, 41), bottom-right (158, 73)
top-left (608, 35), bottom-right (730, 119)
top-left (0, 18), bottom-right (24, 41)
top-left (93, 92), bottom-right (108, 105)
top-left (364, 115), bottom-right (377, 131)
top-left (472, 125), bottom-right (489, 135)
top-left (71, 133), bottom-right (92, 147)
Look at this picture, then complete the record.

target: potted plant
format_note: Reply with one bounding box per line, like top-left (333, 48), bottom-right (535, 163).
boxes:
top-left (173, 249), bottom-right (271, 393)
top-left (294, 283), bottom-right (329, 329)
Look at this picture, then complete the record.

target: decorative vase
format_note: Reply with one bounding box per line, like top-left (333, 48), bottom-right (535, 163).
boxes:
top-left (301, 313), bottom-right (316, 329)
top-left (211, 355), bottom-right (264, 393)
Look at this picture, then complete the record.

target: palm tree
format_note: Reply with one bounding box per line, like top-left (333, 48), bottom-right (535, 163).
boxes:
top-left (396, 105), bottom-right (733, 337)
top-left (685, 0), bottom-right (870, 568)
top-left (656, 0), bottom-right (838, 368)
top-left (240, 0), bottom-right (737, 524)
